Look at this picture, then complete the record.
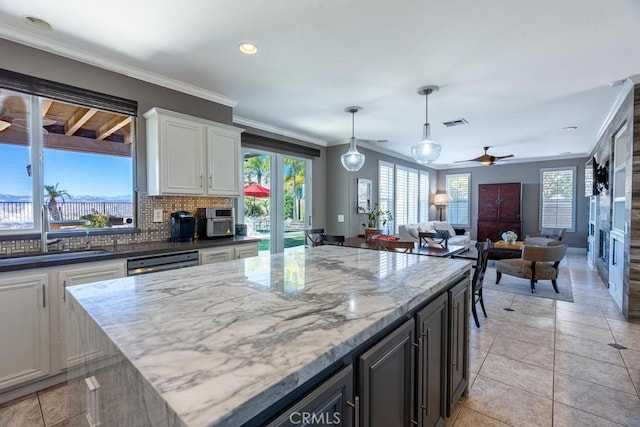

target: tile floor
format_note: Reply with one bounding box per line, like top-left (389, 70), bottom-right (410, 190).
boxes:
top-left (1, 254), bottom-right (639, 426)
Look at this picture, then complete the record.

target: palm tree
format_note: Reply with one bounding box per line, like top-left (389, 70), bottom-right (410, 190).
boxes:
top-left (284, 158), bottom-right (305, 221)
top-left (244, 155), bottom-right (270, 185)
top-left (44, 183), bottom-right (70, 221)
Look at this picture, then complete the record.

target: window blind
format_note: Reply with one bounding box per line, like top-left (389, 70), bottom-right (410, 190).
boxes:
top-left (446, 173), bottom-right (470, 227)
top-left (419, 171), bottom-right (429, 222)
top-left (378, 161), bottom-right (394, 231)
top-left (395, 166), bottom-right (419, 233)
top-left (541, 168), bottom-right (575, 230)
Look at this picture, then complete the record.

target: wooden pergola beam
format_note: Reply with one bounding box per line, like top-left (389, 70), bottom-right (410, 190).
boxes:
top-left (41, 100), bottom-right (53, 116)
top-left (96, 116), bottom-right (132, 141)
top-left (65, 107), bottom-right (97, 136)
top-left (0, 127), bottom-right (131, 157)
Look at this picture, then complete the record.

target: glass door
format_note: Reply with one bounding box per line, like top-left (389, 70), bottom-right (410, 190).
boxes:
top-left (242, 149), bottom-right (311, 253)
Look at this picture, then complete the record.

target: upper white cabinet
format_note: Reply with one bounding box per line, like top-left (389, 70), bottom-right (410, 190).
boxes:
top-left (145, 108), bottom-right (243, 196)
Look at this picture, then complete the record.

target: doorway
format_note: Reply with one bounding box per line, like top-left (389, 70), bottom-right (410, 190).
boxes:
top-left (242, 149), bottom-right (312, 253)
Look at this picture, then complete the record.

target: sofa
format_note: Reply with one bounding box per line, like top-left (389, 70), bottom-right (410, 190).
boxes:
top-left (398, 221), bottom-right (471, 251)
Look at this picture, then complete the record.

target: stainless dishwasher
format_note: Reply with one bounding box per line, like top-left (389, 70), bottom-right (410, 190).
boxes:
top-left (126, 251), bottom-right (199, 276)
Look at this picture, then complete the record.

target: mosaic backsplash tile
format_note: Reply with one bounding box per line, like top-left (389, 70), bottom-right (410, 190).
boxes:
top-left (0, 193), bottom-right (234, 256)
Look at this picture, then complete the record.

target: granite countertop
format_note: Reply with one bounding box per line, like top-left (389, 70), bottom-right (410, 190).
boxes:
top-left (68, 245), bottom-right (471, 427)
top-left (0, 236), bottom-right (260, 272)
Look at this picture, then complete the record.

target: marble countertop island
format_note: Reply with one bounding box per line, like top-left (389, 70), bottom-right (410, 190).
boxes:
top-left (68, 245), bottom-right (471, 426)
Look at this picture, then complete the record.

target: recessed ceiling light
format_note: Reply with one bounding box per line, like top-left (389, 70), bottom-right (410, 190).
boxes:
top-left (238, 43), bottom-right (258, 55)
top-left (609, 79), bottom-right (626, 87)
top-left (22, 15), bottom-right (52, 31)
top-left (561, 126), bottom-right (577, 132)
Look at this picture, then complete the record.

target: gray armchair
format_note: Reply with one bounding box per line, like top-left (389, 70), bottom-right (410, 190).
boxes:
top-left (495, 244), bottom-right (567, 293)
top-left (524, 228), bottom-right (565, 246)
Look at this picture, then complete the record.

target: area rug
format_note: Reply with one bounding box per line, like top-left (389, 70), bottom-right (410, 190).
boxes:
top-left (482, 261), bottom-right (574, 302)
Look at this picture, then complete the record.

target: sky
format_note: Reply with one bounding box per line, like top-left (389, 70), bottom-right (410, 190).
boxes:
top-left (0, 144), bottom-right (132, 197)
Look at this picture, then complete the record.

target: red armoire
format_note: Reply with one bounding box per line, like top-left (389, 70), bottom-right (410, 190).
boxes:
top-left (477, 183), bottom-right (522, 242)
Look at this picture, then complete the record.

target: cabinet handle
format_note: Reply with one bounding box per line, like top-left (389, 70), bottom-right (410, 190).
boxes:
top-left (452, 303), bottom-right (459, 367)
top-left (412, 337), bottom-right (420, 348)
top-left (42, 284), bottom-right (46, 308)
top-left (411, 420), bottom-right (418, 425)
top-left (209, 174), bottom-right (212, 187)
top-left (346, 396), bottom-right (359, 426)
top-left (63, 280), bottom-right (66, 302)
top-left (420, 328), bottom-right (430, 339)
top-left (200, 175), bottom-right (203, 187)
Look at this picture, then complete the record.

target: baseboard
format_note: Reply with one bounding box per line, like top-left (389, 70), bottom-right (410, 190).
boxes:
top-left (0, 372), bottom-right (67, 405)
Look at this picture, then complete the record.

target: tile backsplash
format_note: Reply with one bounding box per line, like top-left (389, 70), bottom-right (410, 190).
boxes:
top-left (0, 192), bottom-right (234, 256)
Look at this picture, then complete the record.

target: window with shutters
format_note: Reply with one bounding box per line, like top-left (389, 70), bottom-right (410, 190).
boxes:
top-left (446, 173), bottom-right (470, 227)
top-left (395, 165), bottom-right (418, 233)
top-left (540, 167), bottom-right (575, 232)
top-left (419, 171), bottom-right (430, 222)
top-left (378, 161), bottom-right (394, 231)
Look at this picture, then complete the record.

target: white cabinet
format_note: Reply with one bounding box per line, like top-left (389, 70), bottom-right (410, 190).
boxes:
top-left (235, 243), bottom-right (259, 259)
top-left (58, 260), bottom-right (126, 369)
top-left (587, 196), bottom-right (597, 270)
top-left (199, 247), bottom-right (235, 265)
top-left (199, 243), bottom-right (260, 265)
top-left (609, 232), bottom-right (624, 309)
top-left (0, 272), bottom-right (50, 389)
top-left (145, 108), bottom-right (243, 196)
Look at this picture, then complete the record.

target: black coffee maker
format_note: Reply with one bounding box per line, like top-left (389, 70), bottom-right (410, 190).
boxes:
top-left (169, 211), bottom-right (196, 242)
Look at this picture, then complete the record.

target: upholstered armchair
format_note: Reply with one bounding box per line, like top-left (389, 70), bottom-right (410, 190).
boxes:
top-left (495, 244), bottom-right (567, 293)
top-left (524, 228), bottom-right (566, 246)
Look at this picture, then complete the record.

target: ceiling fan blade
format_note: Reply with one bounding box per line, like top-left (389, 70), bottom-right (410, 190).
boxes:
top-left (494, 154), bottom-right (514, 160)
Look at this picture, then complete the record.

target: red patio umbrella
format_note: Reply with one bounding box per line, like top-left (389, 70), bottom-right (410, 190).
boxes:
top-left (243, 183), bottom-right (270, 198)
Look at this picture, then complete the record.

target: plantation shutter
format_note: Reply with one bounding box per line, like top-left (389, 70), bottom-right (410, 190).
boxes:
top-left (541, 168), bottom-right (575, 230)
top-left (378, 161), bottom-right (394, 231)
top-left (419, 171), bottom-right (430, 222)
top-left (446, 173), bottom-right (470, 227)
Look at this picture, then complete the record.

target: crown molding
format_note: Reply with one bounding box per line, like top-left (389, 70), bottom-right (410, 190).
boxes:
top-left (0, 26), bottom-right (237, 107)
top-left (233, 115), bottom-right (328, 146)
top-left (588, 78), bottom-right (635, 155)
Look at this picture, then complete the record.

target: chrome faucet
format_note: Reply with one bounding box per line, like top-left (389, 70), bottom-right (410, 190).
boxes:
top-left (41, 206), bottom-right (61, 253)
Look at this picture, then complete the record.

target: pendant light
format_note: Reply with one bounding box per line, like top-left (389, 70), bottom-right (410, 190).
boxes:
top-left (341, 106), bottom-right (366, 172)
top-left (411, 85), bottom-right (441, 165)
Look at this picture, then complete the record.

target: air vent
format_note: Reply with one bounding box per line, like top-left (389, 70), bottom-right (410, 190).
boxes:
top-left (442, 118), bottom-right (468, 127)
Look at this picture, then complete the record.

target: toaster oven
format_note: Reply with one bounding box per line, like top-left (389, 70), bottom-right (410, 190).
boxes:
top-left (201, 207), bottom-right (235, 237)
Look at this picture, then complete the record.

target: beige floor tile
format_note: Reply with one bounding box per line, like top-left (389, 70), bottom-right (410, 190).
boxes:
top-left (610, 328), bottom-right (640, 352)
top-left (453, 407), bottom-right (509, 426)
top-left (621, 348), bottom-right (640, 371)
top-left (555, 300), bottom-right (604, 315)
top-left (555, 332), bottom-right (625, 366)
top-left (470, 326), bottom-right (500, 352)
top-left (444, 400), bottom-right (465, 427)
top-left (553, 402), bottom-right (623, 426)
top-left (49, 413), bottom-right (88, 427)
top-left (478, 353), bottom-right (553, 399)
top-left (554, 373), bottom-right (640, 425)
top-left (555, 319), bottom-right (615, 343)
top-left (628, 368), bottom-right (640, 396)
top-left (508, 301), bottom-right (556, 318)
top-left (465, 376), bottom-right (552, 427)
top-left (555, 307), bottom-right (609, 329)
top-left (37, 382), bottom-right (83, 427)
top-left (469, 348), bottom-right (488, 374)
top-left (497, 322), bottom-right (554, 347)
top-left (0, 394), bottom-right (44, 427)
top-left (501, 310), bottom-right (555, 331)
top-left (489, 334), bottom-right (554, 370)
top-left (554, 350), bottom-right (636, 394)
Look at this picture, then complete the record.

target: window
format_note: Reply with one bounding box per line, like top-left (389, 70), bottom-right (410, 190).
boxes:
top-left (378, 161), bottom-right (394, 231)
top-left (0, 87), bottom-right (135, 234)
top-left (446, 173), bottom-right (470, 227)
top-left (419, 171), bottom-right (430, 222)
top-left (540, 167), bottom-right (575, 231)
top-left (395, 165), bottom-right (418, 233)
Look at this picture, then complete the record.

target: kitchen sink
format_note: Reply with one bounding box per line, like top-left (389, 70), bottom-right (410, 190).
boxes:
top-left (0, 249), bottom-right (112, 264)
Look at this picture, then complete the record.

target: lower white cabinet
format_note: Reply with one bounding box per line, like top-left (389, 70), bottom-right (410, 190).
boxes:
top-left (609, 232), bottom-right (624, 309)
top-left (199, 247), bottom-right (235, 265)
top-left (0, 272), bottom-right (50, 389)
top-left (58, 260), bottom-right (126, 369)
top-left (235, 243), bottom-right (259, 259)
top-left (199, 243), bottom-right (259, 265)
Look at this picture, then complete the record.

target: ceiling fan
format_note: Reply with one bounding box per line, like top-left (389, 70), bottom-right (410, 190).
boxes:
top-left (0, 110), bottom-right (55, 133)
top-left (456, 146), bottom-right (514, 166)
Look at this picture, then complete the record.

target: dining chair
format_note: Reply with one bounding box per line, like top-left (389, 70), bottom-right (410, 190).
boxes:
top-left (305, 228), bottom-right (325, 247)
top-left (471, 241), bottom-right (490, 327)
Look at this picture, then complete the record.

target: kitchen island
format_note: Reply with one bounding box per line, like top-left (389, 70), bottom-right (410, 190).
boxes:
top-left (66, 245), bottom-right (471, 426)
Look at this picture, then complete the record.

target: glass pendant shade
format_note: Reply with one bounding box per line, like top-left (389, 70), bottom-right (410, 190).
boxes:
top-left (411, 123), bottom-right (441, 165)
top-left (341, 106), bottom-right (365, 172)
top-left (341, 137), bottom-right (365, 171)
top-left (412, 86), bottom-right (441, 165)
